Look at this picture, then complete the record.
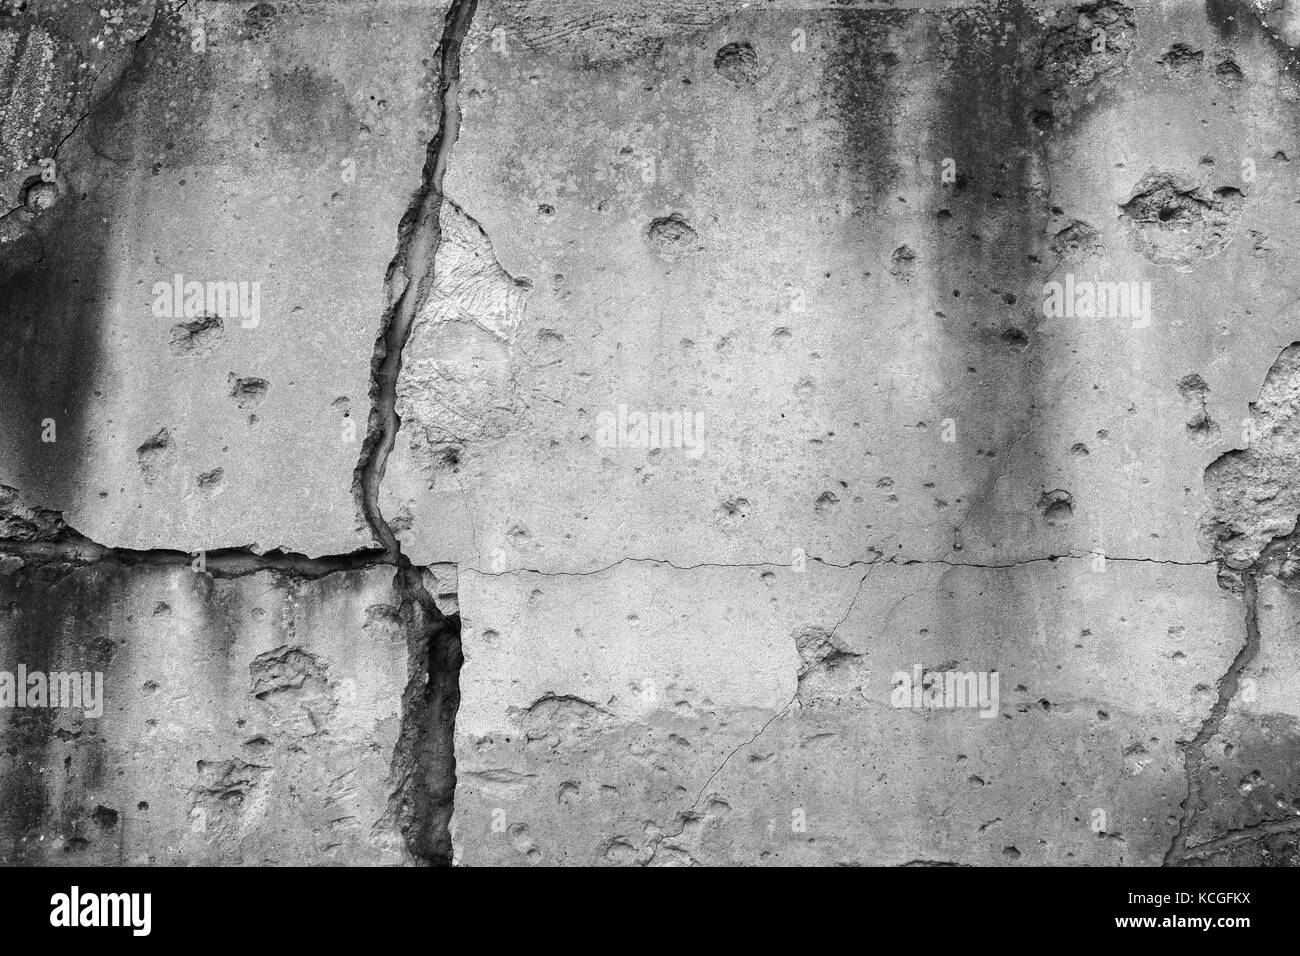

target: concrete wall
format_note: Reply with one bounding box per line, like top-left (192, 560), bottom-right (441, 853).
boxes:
top-left (2, 0), bottom-right (1299, 866)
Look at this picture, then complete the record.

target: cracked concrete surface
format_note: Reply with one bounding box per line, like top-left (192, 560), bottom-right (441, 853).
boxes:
top-left (2, 0), bottom-right (1300, 868)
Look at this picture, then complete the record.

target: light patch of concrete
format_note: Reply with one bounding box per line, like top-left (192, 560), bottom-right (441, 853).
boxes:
top-left (453, 559), bottom-right (1240, 865)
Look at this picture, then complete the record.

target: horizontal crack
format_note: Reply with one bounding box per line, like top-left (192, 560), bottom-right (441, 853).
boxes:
top-left (0, 532), bottom-right (389, 579)
top-left (465, 552), bottom-right (1215, 577)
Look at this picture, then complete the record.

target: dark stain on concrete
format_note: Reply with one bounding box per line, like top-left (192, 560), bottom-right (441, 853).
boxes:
top-left (825, 9), bottom-right (908, 213)
top-left (0, 562), bottom-right (118, 863)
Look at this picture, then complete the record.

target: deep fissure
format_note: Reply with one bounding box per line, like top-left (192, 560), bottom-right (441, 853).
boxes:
top-left (352, 0), bottom-right (479, 866)
top-left (0, 0), bottom-right (481, 865)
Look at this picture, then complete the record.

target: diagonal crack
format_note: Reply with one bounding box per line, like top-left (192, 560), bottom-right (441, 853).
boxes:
top-left (690, 563), bottom-right (875, 810)
top-left (1163, 569), bottom-right (1263, 865)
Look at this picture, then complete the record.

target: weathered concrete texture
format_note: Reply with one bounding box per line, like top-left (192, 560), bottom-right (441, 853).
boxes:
top-left (377, 0), bottom-right (1300, 579)
top-left (0, 0), bottom-right (452, 557)
top-left (0, 561), bottom-right (409, 865)
top-left (1177, 575), bottom-right (1300, 864)
top-left (4, 0), bottom-right (1300, 870)
top-left (453, 559), bottom-right (1241, 865)
top-left (411, 0), bottom-right (1300, 865)
top-left (0, 0), bottom-right (153, 222)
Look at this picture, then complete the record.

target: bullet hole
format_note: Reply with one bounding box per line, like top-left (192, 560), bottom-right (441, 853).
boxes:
top-left (1177, 373), bottom-right (1209, 398)
top-left (1177, 374), bottom-right (1219, 444)
top-left (1070, 442), bottom-right (1089, 456)
top-left (1215, 58), bottom-right (1243, 84)
top-left (1002, 845), bottom-right (1021, 860)
top-left (92, 805), bottom-right (119, 828)
top-left (537, 203), bottom-right (555, 220)
top-left (1119, 171), bottom-right (1243, 266)
top-left (646, 213), bottom-right (698, 261)
top-left (713, 41), bottom-right (760, 85)
top-left (814, 490), bottom-right (840, 512)
top-left (137, 802), bottom-right (149, 811)
top-left (1001, 327), bottom-right (1030, 350)
top-left (153, 601), bottom-right (171, 616)
top-left (1276, 151), bottom-right (1290, 163)
top-left (196, 467), bottom-right (225, 496)
top-left (228, 374), bottom-right (270, 411)
top-left (169, 314), bottom-right (224, 356)
top-left (1038, 489), bottom-right (1074, 525)
top-left (889, 244), bottom-right (916, 281)
top-left (22, 179), bottom-right (57, 211)
top-left (1186, 411), bottom-right (1220, 444)
top-left (1157, 43), bottom-right (1204, 77)
top-left (137, 428), bottom-right (175, 486)
top-left (1050, 219), bottom-right (1101, 259)
top-left (1237, 769), bottom-right (1264, 794)
top-left (715, 497), bottom-right (751, 524)
top-left (439, 445), bottom-right (462, 471)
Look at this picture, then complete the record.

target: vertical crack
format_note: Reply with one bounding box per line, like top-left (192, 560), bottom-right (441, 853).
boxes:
top-left (1164, 568), bottom-right (1263, 865)
top-left (356, 0), bottom-right (479, 866)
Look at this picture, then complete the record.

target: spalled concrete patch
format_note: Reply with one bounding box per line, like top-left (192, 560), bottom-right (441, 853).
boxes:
top-left (1204, 342), bottom-right (1300, 569)
top-left (1118, 170), bottom-right (1244, 268)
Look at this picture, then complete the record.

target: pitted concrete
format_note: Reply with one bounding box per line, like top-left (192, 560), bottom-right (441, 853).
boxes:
top-left (3, 0), bottom-right (1300, 869)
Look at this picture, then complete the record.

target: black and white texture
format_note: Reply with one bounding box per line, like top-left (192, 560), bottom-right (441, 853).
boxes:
top-left (0, 0), bottom-right (1299, 867)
